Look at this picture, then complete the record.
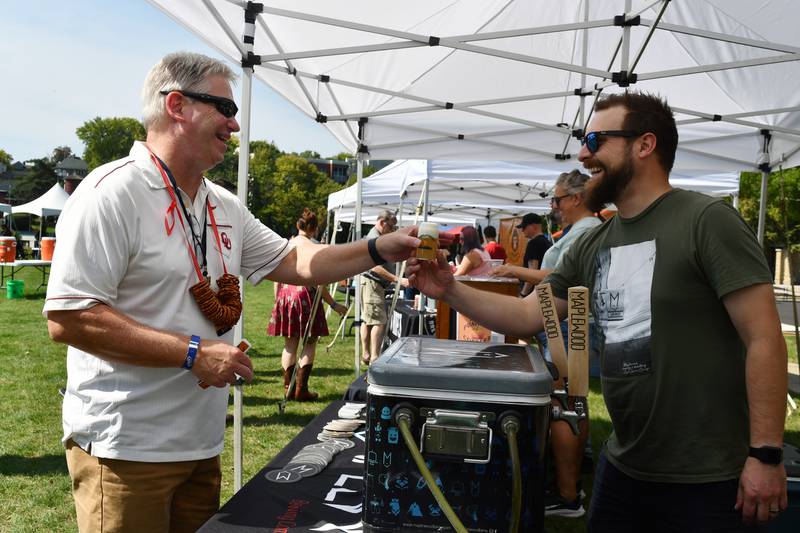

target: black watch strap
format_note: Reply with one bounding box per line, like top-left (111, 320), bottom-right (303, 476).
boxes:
top-left (748, 446), bottom-right (783, 465)
top-left (367, 237), bottom-right (385, 265)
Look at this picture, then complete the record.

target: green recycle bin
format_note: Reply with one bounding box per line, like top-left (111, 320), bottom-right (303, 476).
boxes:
top-left (6, 279), bottom-right (24, 299)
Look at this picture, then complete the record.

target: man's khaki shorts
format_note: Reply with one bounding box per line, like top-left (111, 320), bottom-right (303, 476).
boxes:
top-left (65, 439), bottom-right (221, 533)
top-left (360, 278), bottom-right (387, 326)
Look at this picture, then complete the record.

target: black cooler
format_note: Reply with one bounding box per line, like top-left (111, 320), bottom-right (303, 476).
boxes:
top-left (363, 337), bottom-right (552, 532)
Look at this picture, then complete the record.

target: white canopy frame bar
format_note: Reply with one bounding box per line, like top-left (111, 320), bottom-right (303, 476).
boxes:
top-left (671, 107), bottom-right (800, 139)
top-left (676, 131), bottom-right (757, 145)
top-left (676, 146), bottom-right (757, 170)
top-left (364, 119), bottom-right (565, 158)
top-left (201, 0), bottom-right (248, 58)
top-left (641, 19), bottom-right (800, 56)
top-left (637, 53), bottom-right (800, 82)
top-left (369, 134), bottom-right (560, 159)
top-left (254, 5), bottom-right (613, 78)
top-left (421, 180), bottom-right (546, 206)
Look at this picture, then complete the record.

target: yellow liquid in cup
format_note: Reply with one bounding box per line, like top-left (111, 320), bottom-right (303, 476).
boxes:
top-left (417, 223), bottom-right (439, 261)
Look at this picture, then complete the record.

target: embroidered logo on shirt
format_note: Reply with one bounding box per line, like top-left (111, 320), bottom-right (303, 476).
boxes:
top-left (221, 232), bottom-right (231, 250)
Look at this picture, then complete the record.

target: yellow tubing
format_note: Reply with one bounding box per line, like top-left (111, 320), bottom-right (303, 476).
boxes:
top-left (397, 418), bottom-right (468, 533)
top-left (506, 426), bottom-right (522, 533)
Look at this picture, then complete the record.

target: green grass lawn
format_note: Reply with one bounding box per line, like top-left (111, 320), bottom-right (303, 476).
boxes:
top-left (1, 268), bottom-right (799, 532)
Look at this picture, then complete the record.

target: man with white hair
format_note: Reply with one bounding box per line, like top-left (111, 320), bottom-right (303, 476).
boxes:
top-left (45, 52), bottom-right (419, 532)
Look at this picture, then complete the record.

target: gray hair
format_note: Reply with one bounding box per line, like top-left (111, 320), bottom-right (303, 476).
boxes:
top-left (376, 209), bottom-right (397, 225)
top-left (555, 169), bottom-right (591, 196)
top-left (141, 52), bottom-right (237, 130)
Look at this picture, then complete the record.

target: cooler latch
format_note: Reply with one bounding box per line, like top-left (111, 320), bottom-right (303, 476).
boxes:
top-left (419, 408), bottom-right (495, 464)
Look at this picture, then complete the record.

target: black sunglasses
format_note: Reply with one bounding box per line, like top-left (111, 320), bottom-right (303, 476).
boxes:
top-left (580, 130), bottom-right (642, 154)
top-left (160, 89), bottom-right (238, 118)
top-left (550, 193), bottom-right (573, 206)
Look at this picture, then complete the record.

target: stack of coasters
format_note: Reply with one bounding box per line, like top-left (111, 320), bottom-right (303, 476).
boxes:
top-left (338, 402), bottom-right (366, 419)
top-left (265, 439), bottom-right (354, 483)
top-left (320, 418), bottom-right (363, 439)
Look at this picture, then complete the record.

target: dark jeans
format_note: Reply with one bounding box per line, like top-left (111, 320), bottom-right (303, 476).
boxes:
top-left (589, 452), bottom-right (764, 533)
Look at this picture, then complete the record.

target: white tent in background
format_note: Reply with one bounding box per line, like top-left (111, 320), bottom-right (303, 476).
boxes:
top-left (0, 203), bottom-right (11, 216)
top-left (328, 160), bottom-right (741, 224)
top-left (11, 183), bottom-right (69, 218)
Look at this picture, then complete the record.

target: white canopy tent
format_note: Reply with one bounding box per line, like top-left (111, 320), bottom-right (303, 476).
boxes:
top-left (11, 183), bottom-right (69, 218)
top-left (146, 0), bottom-right (800, 488)
top-left (0, 203), bottom-right (10, 216)
top-left (328, 159), bottom-right (742, 224)
top-left (150, 0), bottom-right (800, 240)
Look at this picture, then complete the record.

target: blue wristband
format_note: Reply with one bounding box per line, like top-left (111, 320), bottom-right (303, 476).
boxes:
top-left (182, 335), bottom-right (200, 370)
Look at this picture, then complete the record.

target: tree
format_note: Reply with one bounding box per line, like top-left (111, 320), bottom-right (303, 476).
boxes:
top-left (343, 164), bottom-right (377, 187)
top-left (259, 154), bottom-right (342, 236)
top-left (739, 167), bottom-right (800, 252)
top-left (297, 150), bottom-right (321, 159)
top-left (50, 146), bottom-right (73, 164)
top-left (329, 152), bottom-right (353, 160)
top-left (76, 117), bottom-right (146, 170)
top-left (11, 158), bottom-right (56, 204)
top-left (0, 149), bottom-right (12, 167)
top-left (205, 136), bottom-right (240, 191)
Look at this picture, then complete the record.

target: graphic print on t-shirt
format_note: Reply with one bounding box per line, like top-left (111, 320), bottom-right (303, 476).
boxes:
top-left (593, 240), bottom-right (656, 377)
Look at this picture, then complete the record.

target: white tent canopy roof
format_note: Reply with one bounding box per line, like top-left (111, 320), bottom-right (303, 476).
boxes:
top-left (328, 159), bottom-right (740, 222)
top-left (11, 183), bottom-right (69, 218)
top-left (150, 0), bottom-right (800, 170)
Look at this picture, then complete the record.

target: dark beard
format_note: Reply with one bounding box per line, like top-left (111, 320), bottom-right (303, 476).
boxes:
top-left (584, 154), bottom-right (634, 212)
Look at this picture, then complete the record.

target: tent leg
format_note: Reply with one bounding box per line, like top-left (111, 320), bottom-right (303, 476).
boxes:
top-left (232, 53), bottom-right (255, 496)
top-left (354, 152), bottom-right (365, 376)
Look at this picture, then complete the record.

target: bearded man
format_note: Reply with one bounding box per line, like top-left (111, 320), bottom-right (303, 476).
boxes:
top-left (407, 91), bottom-right (788, 532)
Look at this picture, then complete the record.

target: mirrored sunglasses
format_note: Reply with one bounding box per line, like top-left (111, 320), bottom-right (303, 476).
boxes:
top-left (580, 130), bottom-right (642, 153)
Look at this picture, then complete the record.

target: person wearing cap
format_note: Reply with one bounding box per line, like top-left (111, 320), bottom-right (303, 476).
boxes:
top-left (408, 91), bottom-right (787, 531)
top-left (360, 210), bottom-right (409, 365)
top-left (43, 52), bottom-right (420, 533)
top-left (517, 212), bottom-right (551, 297)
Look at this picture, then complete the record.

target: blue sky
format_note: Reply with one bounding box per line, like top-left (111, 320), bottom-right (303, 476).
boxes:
top-left (0, 0), bottom-right (345, 163)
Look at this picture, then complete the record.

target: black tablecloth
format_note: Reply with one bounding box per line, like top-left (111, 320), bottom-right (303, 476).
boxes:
top-left (199, 400), bottom-right (366, 532)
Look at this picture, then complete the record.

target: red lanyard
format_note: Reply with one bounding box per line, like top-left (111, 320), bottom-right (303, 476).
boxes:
top-left (148, 151), bottom-right (229, 282)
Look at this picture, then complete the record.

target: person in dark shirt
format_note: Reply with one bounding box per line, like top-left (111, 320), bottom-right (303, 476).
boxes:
top-left (518, 213), bottom-right (551, 296)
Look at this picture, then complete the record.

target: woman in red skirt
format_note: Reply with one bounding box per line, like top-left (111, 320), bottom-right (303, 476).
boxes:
top-left (268, 208), bottom-right (347, 401)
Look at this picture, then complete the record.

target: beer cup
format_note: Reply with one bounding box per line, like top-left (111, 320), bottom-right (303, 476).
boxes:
top-left (417, 222), bottom-right (439, 261)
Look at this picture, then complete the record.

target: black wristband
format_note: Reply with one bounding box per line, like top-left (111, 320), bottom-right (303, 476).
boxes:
top-left (367, 237), bottom-right (385, 265)
top-left (748, 445), bottom-right (783, 465)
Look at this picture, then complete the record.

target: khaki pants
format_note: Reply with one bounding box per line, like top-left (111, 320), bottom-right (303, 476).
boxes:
top-left (65, 440), bottom-right (221, 533)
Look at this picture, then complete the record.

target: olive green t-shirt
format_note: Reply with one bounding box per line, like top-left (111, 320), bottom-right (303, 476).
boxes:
top-left (546, 189), bottom-right (772, 483)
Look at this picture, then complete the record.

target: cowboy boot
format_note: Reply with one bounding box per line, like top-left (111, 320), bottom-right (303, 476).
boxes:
top-left (283, 364), bottom-right (296, 399)
top-left (294, 364), bottom-right (319, 401)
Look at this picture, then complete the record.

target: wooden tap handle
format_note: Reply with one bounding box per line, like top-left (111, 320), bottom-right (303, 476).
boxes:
top-left (535, 283), bottom-right (568, 381)
top-left (568, 286), bottom-right (590, 397)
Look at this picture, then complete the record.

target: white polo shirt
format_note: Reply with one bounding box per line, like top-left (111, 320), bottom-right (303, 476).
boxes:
top-left (44, 141), bottom-right (291, 462)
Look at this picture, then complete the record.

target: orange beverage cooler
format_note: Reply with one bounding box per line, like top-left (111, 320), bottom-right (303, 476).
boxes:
top-left (41, 237), bottom-right (56, 261)
top-left (0, 237), bottom-right (15, 262)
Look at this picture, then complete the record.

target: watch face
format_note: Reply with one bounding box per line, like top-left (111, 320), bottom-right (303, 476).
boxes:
top-left (749, 446), bottom-right (783, 465)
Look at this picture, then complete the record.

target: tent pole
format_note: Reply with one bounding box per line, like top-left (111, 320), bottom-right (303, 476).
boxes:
top-left (756, 130), bottom-right (772, 245)
top-left (231, 6), bottom-right (258, 494)
top-left (580, 0), bottom-right (589, 127)
top-left (417, 163), bottom-right (432, 335)
top-left (620, 0), bottom-right (632, 72)
top-left (354, 121), bottom-right (367, 377)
